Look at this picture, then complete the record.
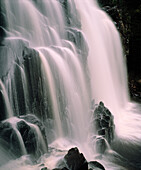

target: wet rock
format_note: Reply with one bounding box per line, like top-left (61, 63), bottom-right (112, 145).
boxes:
top-left (19, 114), bottom-right (47, 138)
top-left (93, 102), bottom-right (115, 143)
top-left (92, 102), bottom-right (115, 154)
top-left (0, 121), bottom-right (24, 157)
top-left (67, 28), bottom-right (88, 59)
top-left (64, 147), bottom-right (88, 170)
top-left (0, 27), bottom-right (6, 45)
top-left (89, 161), bottom-right (105, 170)
top-left (0, 89), bottom-right (6, 121)
top-left (0, 37), bottom-right (52, 120)
top-left (17, 120), bottom-right (37, 155)
top-left (19, 114), bottom-right (48, 152)
top-left (0, 115), bottom-right (48, 158)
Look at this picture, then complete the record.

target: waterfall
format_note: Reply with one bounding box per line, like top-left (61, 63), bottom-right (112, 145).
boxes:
top-left (74, 0), bottom-right (141, 145)
top-left (1, 0), bottom-right (141, 169)
top-left (74, 0), bottom-right (129, 115)
top-left (1, 0), bottom-right (91, 143)
top-left (0, 80), bottom-right (13, 118)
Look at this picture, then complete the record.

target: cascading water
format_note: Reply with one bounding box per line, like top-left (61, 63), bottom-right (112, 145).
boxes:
top-left (0, 80), bottom-right (13, 118)
top-left (75, 0), bottom-right (129, 112)
top-left (0, 0), bottom-right (141, 169)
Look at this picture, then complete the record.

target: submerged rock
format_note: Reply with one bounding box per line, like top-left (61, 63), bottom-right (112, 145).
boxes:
top-left (64, 147), bottom-right (88, 170)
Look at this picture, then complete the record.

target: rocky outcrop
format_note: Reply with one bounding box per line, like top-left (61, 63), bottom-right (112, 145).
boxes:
top-left (0, 114), bottom-right (48, 158)
top-left (63, 147), bottom-right (105, 170)
top-left (64, 147), bottom-right (88, 170)
top-left (0, 38), bottom-right (52, 121)
top-left (19, 114), bottom-right (48, 153)
top-left (92, 102), bottom-right (115, 154)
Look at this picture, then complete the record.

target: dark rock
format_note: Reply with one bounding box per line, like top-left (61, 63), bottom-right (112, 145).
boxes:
top-left (19, 114), bottom-right (48, 151)
top-left (20, 114), bottom-right (46, 135)
top-left (0, 27), bottom-right (6, 45)
top-left (101, 119), bottom-right (109, 128)
top-left (92, 102), bottom-right (115, 154)
top-left (0, 121), bottom-right (24, 157)
top-left (67, 28), bottom-right (88, 59)
top-left (17, 120), bottom-right (37, 155)
top-left (0, 37), bottom-right (52, 120)
top-left (0, 115), bottom-right (48, 158)
top-left (0, 89), bottom-right (7, 121)
top-left (98, 129), bottom-right (106, 136)
top-left (89, 161), bottom-right (105, 170)
top-left (64, 147), bottom-right (88, 170)
top-left (93, 102), bottom-right (115, 142)
top-left (41, 167), bottom-right (48, 170)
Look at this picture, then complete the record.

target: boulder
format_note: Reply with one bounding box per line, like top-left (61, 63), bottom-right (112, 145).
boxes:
top-left (93, 102), bottom-right (115, 154)
top-left (0, 115), bottom-right (48, 158)
top-left (0, 121), bottom-right (24, 157)
top-left (17, 120), bottom-right (38, 155)
top-left (64, 147), bottom-right (88, 170)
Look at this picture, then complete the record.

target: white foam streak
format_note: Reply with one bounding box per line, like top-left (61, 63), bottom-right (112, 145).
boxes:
top-left (4, 0), bottom-right (65, 47)
top-left (0, 80), bottom-right (13, 118)
top-left (38, 50), bottom-right (63, 138)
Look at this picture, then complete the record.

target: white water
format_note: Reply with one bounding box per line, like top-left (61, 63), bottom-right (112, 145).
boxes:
top-left (2, 0), bottom-right (92, 158)
top-left (75, 0), bottom-right (141, 155)
top-left (75, 0), bottom-right (141, 147)
top-left (38, 47), bottom-right (90, 143)
top-left (74, 0), bottom-right (129, 116)
top-left (1, 0), bottom-right (141, 169)
top-left (4, 0), bottom-right (65, 46)
top-left (0, 80), bottom-right (13, 118)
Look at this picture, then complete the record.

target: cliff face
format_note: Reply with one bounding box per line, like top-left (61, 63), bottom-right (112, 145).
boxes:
top-left (98, 0), bottom-right (141, 101)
